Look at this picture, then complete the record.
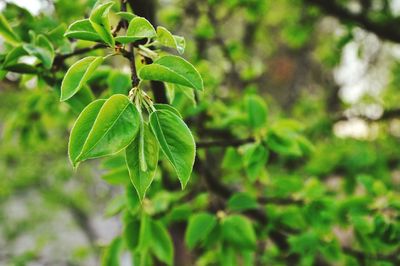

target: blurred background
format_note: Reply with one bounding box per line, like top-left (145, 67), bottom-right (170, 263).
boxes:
top-left (1, 0), bottom-right (400, 265)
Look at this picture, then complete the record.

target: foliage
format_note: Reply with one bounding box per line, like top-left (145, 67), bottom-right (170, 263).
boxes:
top-left (0, 0), bottom-right (400, 265)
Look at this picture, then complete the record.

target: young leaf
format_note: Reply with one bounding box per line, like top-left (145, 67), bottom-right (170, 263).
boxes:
top-left (149, 110), bottom-right (196, 188)
top-left (68, 95), bottom-right (140, 166)
top-left (0, 13), bottom-right (20, 44)
top-left (156, 26), bottom-right (185, 54)
top-left (101, 237), bottom-right (123, 266)
top-left (64, 19), bottom-right (103, 42)
top-left (89, 1), bottom-right (115, 47)
top-left (125, 123), bottom-right (159, 201)
top-left (246, 94), bottom-right (268, 130)
top-left (116, 11), bottom-right (136, 22)
top-left (107, 71), bottom-right (131, 95)
top-left (69, 99), bottom-right (106, 166)
top-left (139, 55), bottom-right (203, 91)
top-left (150, 220), bottom-right (174, 265)
top-left (222, 215), bottom-right (256, 250)
top-left (243, 143), bottom-right (268, 182)
top-left (153, 103), bottom-right (182, 118)
top-left (65, 85), bottom-right (95, 113)
top-left (115, 17), bottom-right (156, 44)
top-left (227, 193), bottom-right (258, 212)
top-left (1, 46), bottom-right (37, 73)
top-left (185, 213), bottom-right (217, 249)
top-left (60, 56), bottom-right (103, 101)
top-left (22, 35), bottom-right (55, 69)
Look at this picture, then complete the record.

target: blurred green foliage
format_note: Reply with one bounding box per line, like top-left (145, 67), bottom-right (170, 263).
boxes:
top-left (1, 0), bottom-right (400, 265)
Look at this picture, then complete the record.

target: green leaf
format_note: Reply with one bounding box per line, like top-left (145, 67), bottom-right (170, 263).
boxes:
top-left (102, 167), bottom-right (130, 185)
top-left (0, 13), bottom-right (20, 44)
top-left (65, 86), bottom-right (95, 113)
top-left (69, 99), bottom-right (106, 165)
top-left (115, 17), bottom-right (156, 44)
top-left (64, 19), bottom-right (103, 42)
top-left (242, 143), bottom-right (268, 182)
top-left (125, 123), bottom-right (159, 201)
top-left (22, 35), bottom-right (55, 69)
top-left (68, 94), bottom-right (140, 166)
top-left (156, 26), bottom-right (185, 54)
top-left (116, 11), bottom-right (136, 22)
top-left (227, 193), bottom-right (258, 212)
top-left (126, 185), bottom-right (141, 215)
top-left (139, 55), bottom-right (203, 91)
top-left (153, 103), bottom-right (182, 118)
top-left (60, 56), bottom-right (103, 101)
top-left (107, 71), bottom-right (131, 95)
top-left (222, 215), bottom-right (256, 250)
top-left (1, 46), bottom-right (36, 74)
top-left (149, 110), bottom-right (195, 188)
top-left (123, 217), bottom-right (140, 249)
top-left (185, 213), bottom-right (217, 249)
top-left (101, 237), bottom-right (122, 266)
top-left (150, 220), bottom-right (174, 265)
top-left (246, 94), bottom-right (268, 130)
top-left (138, 214), bottom-right (152, 250)
top-left (89, 1), bottom-right (115, 47)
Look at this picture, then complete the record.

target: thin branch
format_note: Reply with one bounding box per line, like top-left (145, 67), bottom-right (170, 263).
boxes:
top-left (128, 43), bottom-right (140, 87)
top-left (196, 137), bottom-right (254, 148)
top-left (334, 108), bottom-right (400, 122)
top-left (304, 0), bottom-right (400, 43)
top-left (112, 0), bottom-right (128, 36)
top-left (54, 43), bottom-right (107, 62)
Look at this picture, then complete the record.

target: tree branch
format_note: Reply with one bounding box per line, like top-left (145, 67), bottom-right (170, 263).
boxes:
top-left (54, 43), bottom-right (107, 63)
top-left (304, 0), bottom-right (400, 43)
top-left (197, 137), bottom-right (254, 148)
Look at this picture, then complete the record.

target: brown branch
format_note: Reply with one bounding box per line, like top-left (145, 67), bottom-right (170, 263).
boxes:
top-left (304, 0), bottom-right (400, 43)
top-left (54, 43), bottom-right (107, 63)
top-left (128, 43), bottom-right (140, 87)
top-left (334, 108), bottom-right (400, 122)
top-left (196, 137), bottom-right (254, 148)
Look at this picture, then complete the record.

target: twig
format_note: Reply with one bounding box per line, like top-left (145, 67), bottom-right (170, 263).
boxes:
top-left (196, 137), bottom-right (254, 148)
top-left (54, 43), bottom-right (107, 62)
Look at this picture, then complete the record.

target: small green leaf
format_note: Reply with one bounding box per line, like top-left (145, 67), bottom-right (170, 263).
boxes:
top-left (89, 1), bottom-right (115, 47)
top-left (116, 11), bottom-right (136, 21)
top-left (123, 218), bottom-right (140, 249)
top-left (1, 46), bottom-right (36, 73)
top-left (101, 237), bottom-right (122, 266)
top-left (22, 35), bottom-right (55, 69)
top-left (246, 94), bottom-right (268, 130)
top-left (65, 85), bottom-right (95, 113)
top-left (222, 215), bottom-right (256, 250)
top-left (138, 214), bottom-right (152, 250)
top-left (139, 55), bottom-right (203, 91)
top-left (153, 103), bottom-right (182, 118)
top-left (149, 110), bottom-right (196, 188)
top-left (242, 143), bottom-right (268, 182)
top-left (68, 94), bottom-right (140, 166)
top-left (150, 220), bottom-right (174, 265)
top-left (64, 19), bottom-right (103, 42)
top-left (60, 56), bottom-right (103, 101)
top-left (185, 213), bottom-right (217, 249)
top-left (102, 167), bottom-right (130, 185)
top-left (125, 123), bottom-right (159, 201)
top-left (0, 13), bottom-right (20, 44)
top-left (227, 193), bottom-right (258, 212)
top-left (156, 26), bottom-right (185, 54)
top-left (107, 71), bottom-right (131, 95)
top-left (68, 99), bottom-right (106, 166)
top-left (115, 17), bottom-right (156, 44)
